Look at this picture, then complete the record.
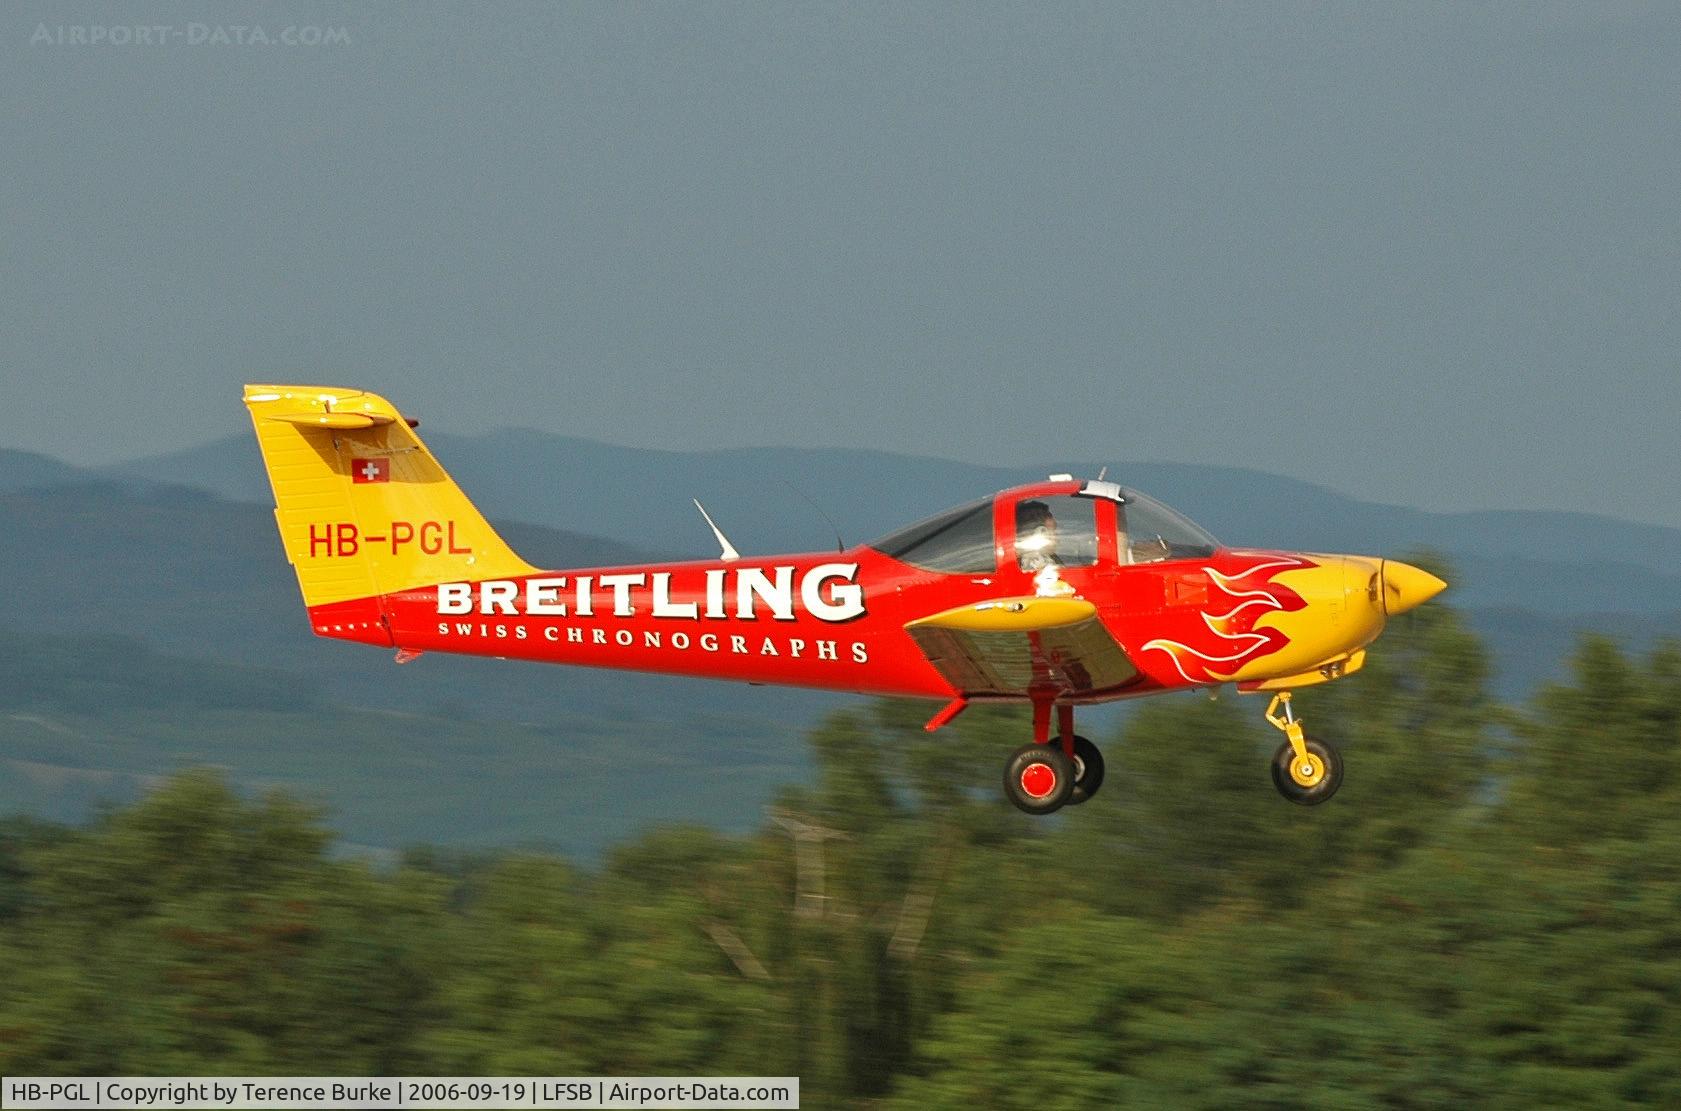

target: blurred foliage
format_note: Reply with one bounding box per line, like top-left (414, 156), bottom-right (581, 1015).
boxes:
top-left (2, 596), bottom-right (1680, 1107)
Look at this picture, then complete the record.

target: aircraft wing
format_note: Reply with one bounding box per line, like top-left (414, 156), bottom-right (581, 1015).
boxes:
top-left (905, 597), bottom-right (1138, 697)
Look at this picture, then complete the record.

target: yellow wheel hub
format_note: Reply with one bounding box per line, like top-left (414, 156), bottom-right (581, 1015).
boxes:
top-left (1289, 752), bottom-right (1325, 788)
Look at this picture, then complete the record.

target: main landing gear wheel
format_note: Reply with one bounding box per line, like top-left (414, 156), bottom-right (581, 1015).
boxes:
top-left (1003, 743), bottom-right (1076, 815)
top-left (1066, 735), bottom-right (1105, 805)
top-left (1270, 735), bottom-right (1344, 805)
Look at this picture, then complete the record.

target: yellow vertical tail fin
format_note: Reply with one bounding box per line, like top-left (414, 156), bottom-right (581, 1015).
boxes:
top-left (243, 385), bottom-right (534, 639)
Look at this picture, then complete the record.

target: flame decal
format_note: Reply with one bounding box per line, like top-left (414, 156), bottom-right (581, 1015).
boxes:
top-left (1142, 556), bottom-right (1316, 683)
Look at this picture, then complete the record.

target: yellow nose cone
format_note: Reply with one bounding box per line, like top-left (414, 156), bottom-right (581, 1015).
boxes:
top-left (1381, 561), bottom-right (1447, 615)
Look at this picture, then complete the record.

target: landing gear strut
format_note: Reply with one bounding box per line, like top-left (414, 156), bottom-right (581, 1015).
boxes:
top-left (1264, 691), bottom-right (1343, 805)
top-left (1002, 702), bottom-right (1106, 815)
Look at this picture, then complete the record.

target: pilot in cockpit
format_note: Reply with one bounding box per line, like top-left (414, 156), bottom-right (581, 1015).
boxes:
top-left (1018, 500), bottom-right (1077, 596)
top-left (1016, 500), bottom-right (1060, 571)
top-left (1015, 500), bottom-right (1076, 599)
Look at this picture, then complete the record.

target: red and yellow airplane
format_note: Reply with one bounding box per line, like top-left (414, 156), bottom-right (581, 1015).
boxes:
top-left (244, 385), bottom-right (1445, 815)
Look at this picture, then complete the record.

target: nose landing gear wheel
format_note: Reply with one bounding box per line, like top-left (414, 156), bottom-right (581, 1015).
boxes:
top-left (1262, 690), bottom-right (1344, 805)
top-left (1066, 735), bottom-right (1105, 805)
top-left (1004, 743), bottom-right (1076, 815)
top-left (1270, 736), bottom-right (1343, 805)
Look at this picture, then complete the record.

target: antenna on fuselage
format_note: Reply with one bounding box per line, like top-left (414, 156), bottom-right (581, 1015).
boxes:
top-left (692, 499), bottom-right (741, 561)
top-left (779, 479), bottom-right (846, 554)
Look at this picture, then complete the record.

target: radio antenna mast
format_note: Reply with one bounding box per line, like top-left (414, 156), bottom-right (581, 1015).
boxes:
top-left (781, 480), bottom-right (846, 553)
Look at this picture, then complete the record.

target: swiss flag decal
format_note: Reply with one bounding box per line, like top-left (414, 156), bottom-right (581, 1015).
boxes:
top-left (351, 457), bottom-right (390, 484)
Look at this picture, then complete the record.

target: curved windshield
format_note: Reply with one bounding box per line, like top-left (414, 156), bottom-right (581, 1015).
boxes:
top-left (869, 497), bottom-right (996, 573)
top-left (1121, 490), bottom-right (1219, 563)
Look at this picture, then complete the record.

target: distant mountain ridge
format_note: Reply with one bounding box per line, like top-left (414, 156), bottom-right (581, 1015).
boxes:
top-left (0, 625), bottom-right (803, 856)
top-left (4, 437), bottom-right (1676, 684)
top-left (98, 428), bottom-right (1681, 597)
top-left (0, 448), bottom-right (83, 492)
top-left (3, 437), bottom-right (1677, 846)
top-left (0, 475), bottom-right (832, 724)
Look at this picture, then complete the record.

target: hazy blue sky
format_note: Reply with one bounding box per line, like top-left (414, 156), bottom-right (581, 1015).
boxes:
top-left (5, 3), bottom-right (1678, 526)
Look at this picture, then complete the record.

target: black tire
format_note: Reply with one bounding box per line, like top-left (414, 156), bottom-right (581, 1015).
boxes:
top-left (1066, 735), bottom-right (1105, 805)
top-left (1270, 735), bottom-right (1344, 805)
top-left (1003, 743), bottom-right (1076, 815)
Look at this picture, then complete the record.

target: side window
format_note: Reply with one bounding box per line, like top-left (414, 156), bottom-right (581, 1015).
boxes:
top-left (1015, 496), bottom-right (1098, 571)
top-left (871, 498), bottom-right (997, 573)
top-left (1118, 491), bottom-right (1219, 563)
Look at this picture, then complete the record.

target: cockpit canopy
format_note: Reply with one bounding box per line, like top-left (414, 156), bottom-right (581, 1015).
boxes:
top-left (1118, 489), bottom-right (1220, 564)
top-left (869, 486), bottom-right (1219, 574)
top-left (870, 496), bottom-right (996, 573)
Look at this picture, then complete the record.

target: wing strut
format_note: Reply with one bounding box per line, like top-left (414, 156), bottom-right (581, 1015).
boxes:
top-left (924, 697), bottom-right (968, 733)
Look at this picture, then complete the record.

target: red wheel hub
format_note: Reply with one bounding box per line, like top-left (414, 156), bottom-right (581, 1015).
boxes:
top-left (1019, 761), bottom-right (1057, 799)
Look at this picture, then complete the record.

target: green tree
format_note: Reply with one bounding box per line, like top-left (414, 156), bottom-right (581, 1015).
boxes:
top-left (0, 771), bottom-right (448, 1074)
top-left (1508, 636), bottom-right (1681, 844)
